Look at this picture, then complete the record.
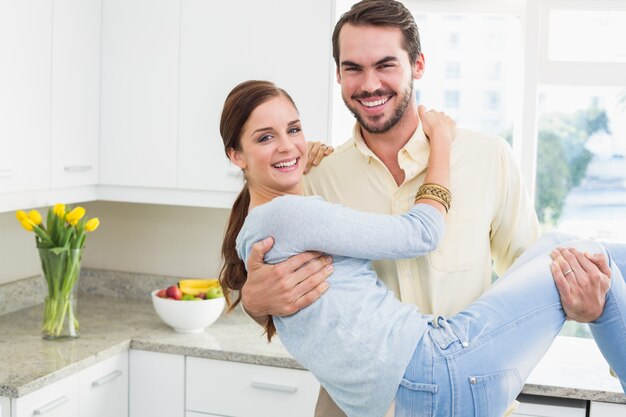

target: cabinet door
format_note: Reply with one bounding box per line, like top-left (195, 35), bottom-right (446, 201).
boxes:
top-left (590, 401), bottom-right (626, 417)
top-left (78, 352), bottom-right (128, 417)
top-left (13, 373), bottom-right (78, 417)
top-left (177, 0), bottom-right (333, 193)
top-left (0, 1), bottom-right (51, 194)
top-left (0, 396), bottom-right (10, 417)
top-left (129, 350), bottom-right (184, 417)
top-left (186, 357), bottom-right (320, 417)
top-left (51, 0), bottom-right (101, 188)
top-left (100, 0), bottom-right (179, 188)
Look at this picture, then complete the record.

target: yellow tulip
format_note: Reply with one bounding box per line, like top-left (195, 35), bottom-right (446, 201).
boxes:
top-left (53, 203), bottom-right (65, 218)
top-left (19, 218), bottom-right (35, 232)
top-left (28, 209), bottom-right (43, 225)
top-left (85, 217), bottom-right (100, 232)
top-left (15, 210), bottom-right (27, 221)
top-left (66, 206), bottom-right (86, 226)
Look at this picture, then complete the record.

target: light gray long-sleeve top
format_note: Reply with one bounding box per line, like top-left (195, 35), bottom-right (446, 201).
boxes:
top-left (236, 195), bottom-right (445, 417)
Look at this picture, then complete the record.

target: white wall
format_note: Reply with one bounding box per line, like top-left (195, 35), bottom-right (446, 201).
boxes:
top-left (80, 202), bottom-right (230, 279)
top-left (0, 202), bottom-right (230, 285)
top-left (0, 210), bottom-right (42, 285)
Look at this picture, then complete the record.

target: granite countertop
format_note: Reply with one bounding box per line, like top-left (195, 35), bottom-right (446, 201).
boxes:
top-left (0, 294), bottom-right (624, 404)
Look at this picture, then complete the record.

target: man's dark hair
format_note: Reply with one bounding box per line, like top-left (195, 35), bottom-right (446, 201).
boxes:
top-left (332, 0), bottom-right (421, 67)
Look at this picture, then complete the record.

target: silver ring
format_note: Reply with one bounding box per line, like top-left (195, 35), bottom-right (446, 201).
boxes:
top-left (563, 269), bottom-right (573, 276)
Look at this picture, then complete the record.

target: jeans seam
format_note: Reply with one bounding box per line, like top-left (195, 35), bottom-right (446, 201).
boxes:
top-left (445, 301), bottom-right (563, 360)
top-left (605, 290), bottom-right (626, 335)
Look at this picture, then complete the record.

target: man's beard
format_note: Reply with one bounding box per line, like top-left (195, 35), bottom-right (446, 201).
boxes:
top-left (344, 81), bottom-right (414, 134)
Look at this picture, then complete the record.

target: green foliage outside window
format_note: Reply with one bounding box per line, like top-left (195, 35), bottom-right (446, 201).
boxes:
top-left (534, 105), bottom-right (610, 225)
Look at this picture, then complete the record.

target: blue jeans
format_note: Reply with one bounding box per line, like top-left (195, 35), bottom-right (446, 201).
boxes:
top-left (396, 233), bottom-right (626, 417)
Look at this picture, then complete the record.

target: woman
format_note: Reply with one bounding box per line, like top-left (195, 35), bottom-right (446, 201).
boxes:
top-left (218, 80), bottom-right (626, 417)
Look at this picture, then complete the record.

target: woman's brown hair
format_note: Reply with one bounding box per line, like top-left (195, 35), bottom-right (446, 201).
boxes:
top-left (218, 80), bottom-right (297, 342)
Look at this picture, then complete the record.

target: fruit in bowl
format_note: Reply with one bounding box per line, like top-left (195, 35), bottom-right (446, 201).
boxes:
top-left (151, 279), bottom-right (225, 333)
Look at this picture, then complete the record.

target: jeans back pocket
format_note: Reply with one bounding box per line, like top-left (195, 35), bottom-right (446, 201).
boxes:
top-left (396, 379), bottom-right (438, 417)
top-left (469, 369), bottom-right (522, 417)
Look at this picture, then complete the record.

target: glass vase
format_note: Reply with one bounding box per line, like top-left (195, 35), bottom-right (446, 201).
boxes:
top-left (38, 248), bottom-right (82, 339)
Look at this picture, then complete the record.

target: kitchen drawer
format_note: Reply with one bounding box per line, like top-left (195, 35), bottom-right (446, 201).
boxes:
top-left (512, 394), bottom-right (586, 417)
top-left (1, 396), bottom-right (10, 417)
top-left (78, 351), bottom-right (128, 417)
top-left (186, 357), bottom-right (319, 417)
top-left (590, 401), bottom-right (626, 417)
top-left (13, 372), bottom-right (78, 417)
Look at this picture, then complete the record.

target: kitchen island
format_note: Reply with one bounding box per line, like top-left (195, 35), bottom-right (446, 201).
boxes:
top-left (0, 294), bottom-right (624, 410)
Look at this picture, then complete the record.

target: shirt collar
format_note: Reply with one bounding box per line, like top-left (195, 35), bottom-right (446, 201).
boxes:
top-left (352, 122), bottom-right (430, 167)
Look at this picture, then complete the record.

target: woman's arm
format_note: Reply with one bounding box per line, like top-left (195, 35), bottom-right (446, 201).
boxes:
top-left (417, 105), bottom-right (453, 215)
top-left (266, 196), bottom-right (444, 260)
top-left (264, 108), bottom-right (455, 261)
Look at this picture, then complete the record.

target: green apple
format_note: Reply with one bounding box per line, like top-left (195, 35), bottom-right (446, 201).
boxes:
top-left (206, 287), bottom-right (223, 299)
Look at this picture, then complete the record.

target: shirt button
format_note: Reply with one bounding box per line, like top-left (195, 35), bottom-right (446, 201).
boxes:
top-left (462, 341), bottom-right (469, 348)
top-left (470, 377), bottom-right (477, 385)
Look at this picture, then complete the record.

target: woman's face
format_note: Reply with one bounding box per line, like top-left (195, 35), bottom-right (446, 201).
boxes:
top-left (229, 95), bottom-right (307, 197)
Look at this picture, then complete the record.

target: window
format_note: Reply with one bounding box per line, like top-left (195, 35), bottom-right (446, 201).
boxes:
top-left (533, 3), bottom-right (626, 339)
top-left (486, 62), bottom-right (502, 80)
top-left (484, 91), bottom-right (500, 110)
top-left (444, 90), bottom-right (460, 108)
top-left (548, 10), bottom-right (626, 62)
top-left (445, 62), bottom-right (461, 79)
top-left (329, 0), bottom-right (626, 339)
top-left (535, 86), bottom-right (626, 244)
top-left (448, 32), bottom-right (460, 49)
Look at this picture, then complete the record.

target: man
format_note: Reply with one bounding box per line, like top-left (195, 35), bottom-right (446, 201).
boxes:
top-left (238, 1), bottom-right (608, 416)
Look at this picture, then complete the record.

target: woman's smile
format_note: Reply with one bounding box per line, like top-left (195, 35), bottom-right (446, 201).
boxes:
top-left (272, 157), bottom-right (300, 171)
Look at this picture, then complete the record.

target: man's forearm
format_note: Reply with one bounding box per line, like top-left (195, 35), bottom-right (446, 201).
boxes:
top-left (242, 303), bottom-right (269, 327)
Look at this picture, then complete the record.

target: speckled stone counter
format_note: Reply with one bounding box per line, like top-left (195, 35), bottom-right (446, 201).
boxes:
top-left (1, 294), bottom-right (624, 405)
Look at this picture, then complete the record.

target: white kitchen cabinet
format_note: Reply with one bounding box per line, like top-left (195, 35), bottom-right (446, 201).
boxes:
top-left (78, 351), bottom-right (128, 417)
top-left (0, 396), bottom-right (10, 417)
top-left (51, 0), bottom-right (101, 189)
top-left (0, 0), bottom-right (101, 213)
top-left (129, 350), bottom-right (184, 417)
top-left (590, 401), bottom-right (626, 417)
top-left (512, 394), bottom-right (586, 417)
top-left (0, 1), bottom-right (51, 195)
top-left (100, 0), bottom-right (180, 188)
top-left (1, 352), bottom-right (128, 417)
top-left (186, 357), bottom-right (320, 417)
top-left (12, 373), bottom-right (79, 417)
top-left (176, 0), bottom-right (333, 196)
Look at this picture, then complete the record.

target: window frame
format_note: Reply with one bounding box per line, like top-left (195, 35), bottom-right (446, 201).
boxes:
top-left (402, 0), bottom-right (626, 199)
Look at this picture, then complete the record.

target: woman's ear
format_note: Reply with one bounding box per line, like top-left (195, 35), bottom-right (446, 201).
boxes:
top-left (227, 147), bottom-right (247, 170)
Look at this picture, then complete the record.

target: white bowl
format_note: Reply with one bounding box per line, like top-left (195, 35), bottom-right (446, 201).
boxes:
top-left (151, 290), bottom-right (225, 333)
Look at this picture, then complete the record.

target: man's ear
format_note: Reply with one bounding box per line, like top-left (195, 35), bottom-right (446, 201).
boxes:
top-left (412, 53), bottom-right (425, 80)
top-left (336, 67), bottom-right (341, 84)
top-left (227, 147), bottom-right (246, 170)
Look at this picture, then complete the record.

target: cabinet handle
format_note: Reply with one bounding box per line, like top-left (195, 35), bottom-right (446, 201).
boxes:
top-left (92, 369), bottom-right (123, 387)
top-left (32, 395), bottom-right (69, 415)
top-left (250, 381), bottom-right (297, 394)
top-left (64, 165), bottom-right (93, 173)
top-left (0, 169), bottom-right (13, 178)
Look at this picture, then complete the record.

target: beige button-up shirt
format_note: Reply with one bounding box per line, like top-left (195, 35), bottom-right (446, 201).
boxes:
top-left (303, 124), bottom-right (540, 317)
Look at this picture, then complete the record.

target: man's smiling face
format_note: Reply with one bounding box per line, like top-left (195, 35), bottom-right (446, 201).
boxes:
top-left (336, 24), bottom-right (423, 134)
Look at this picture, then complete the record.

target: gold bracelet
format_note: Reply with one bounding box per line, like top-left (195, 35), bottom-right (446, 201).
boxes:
top-left (415, 194), bottom-right (450, 213)
top-left (416, 183), bottom-right (451, 208)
